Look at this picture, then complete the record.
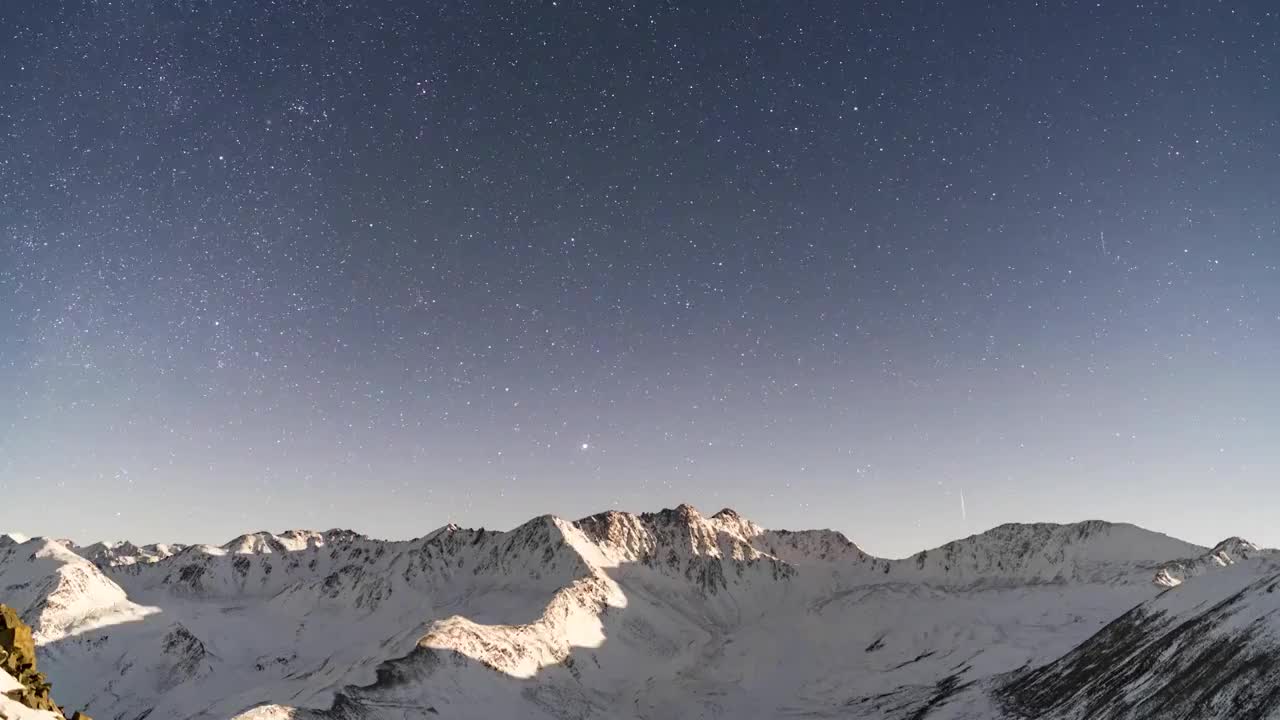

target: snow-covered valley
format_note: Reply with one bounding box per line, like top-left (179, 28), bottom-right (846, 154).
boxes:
top-left (2, 505), bottom-right (1277, 719)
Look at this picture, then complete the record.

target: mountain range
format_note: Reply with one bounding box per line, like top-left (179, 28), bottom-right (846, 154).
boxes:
top-left (2, 504), bottom-right (1278, 719)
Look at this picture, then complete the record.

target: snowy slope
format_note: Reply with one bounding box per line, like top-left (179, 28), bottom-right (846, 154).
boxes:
top-left (0, 535), bottom-right (154, 643)
top-left (994, 556), bottom-right (1280, 720)
top-left (3, 506), bottom-right (1275, 720)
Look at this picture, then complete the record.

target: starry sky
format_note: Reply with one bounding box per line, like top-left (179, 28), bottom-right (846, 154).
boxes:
top-left (1, 1), bottom-right (1277, 557)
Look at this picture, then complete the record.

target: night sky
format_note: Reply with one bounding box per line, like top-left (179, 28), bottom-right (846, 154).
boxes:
top-left (2, 1), bottom-right (1277, 557)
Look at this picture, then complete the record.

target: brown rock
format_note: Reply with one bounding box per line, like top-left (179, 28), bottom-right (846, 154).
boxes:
top-left (0, 604), bottom-right (69, 718)
top-left (0, 605), bottom-right (36, 672)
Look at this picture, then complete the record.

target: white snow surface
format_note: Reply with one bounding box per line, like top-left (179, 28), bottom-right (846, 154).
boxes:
top-left (2, 505), bottom-right (1274, 720)
top-left (76, 539), bottom-right (187, 567)
top-left (965, 553), bottom-right (1280, 720)
top-left (0, 536), bottom-right (157, 643)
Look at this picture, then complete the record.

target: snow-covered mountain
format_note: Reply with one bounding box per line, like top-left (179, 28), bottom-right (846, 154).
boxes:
top-left (2, 505), bottom-right (1277, 720)
top-left (990, 555), bottom-right (1280, 720)
top-left (0, 534), bottom-right (154, 643)
top-left (74, 539), bottom-right (187, 568)
top-left (1152, 536), bottom-right (1273, 588)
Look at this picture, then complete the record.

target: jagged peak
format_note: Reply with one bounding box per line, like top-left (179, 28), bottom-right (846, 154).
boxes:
top-left (576, 506), bottom-right (724, 546)
top-left (665, 503), bottom-right (703, 522)
top-left (708, 508), bottom-right (767, 542)
top-left (1152, 536), bottom-right (1269, 588)
top-left (424, 522), bottom-right (464, 538)
top-left (218, 529), bottom-right (363, 555)
top-left (414, 514), bottom-right (571, 559)
top-left (1211, 536), bottom-right (1259, 555)
top-left (88, 539), bottom-right (141, 553)
top-left (585, 506), bottom-right (777, 569)
top-left (635, 504), bottom-right (725, 535)
top-left (573, 510), bottom-right (647, 546)
top-left (576, 509), bottom-right (631, 524)
top-left (220, 531), bottom-right (281, 552)
top-left (418, 523), bottom-right (486, 555)
top-left (79, 539), bottom-right (188, 569)
top-left (575, 505), bottom-right (850, 568)
top-left (500, 514), bottom-right (570, 548)
top-left (509, 513), bottom-right (563, 532)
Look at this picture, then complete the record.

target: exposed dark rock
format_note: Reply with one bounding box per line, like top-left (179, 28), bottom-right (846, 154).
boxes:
top-left (0, 604), bottom-right (36, 675)
top-left (0, 603), bottom-right (91, 718)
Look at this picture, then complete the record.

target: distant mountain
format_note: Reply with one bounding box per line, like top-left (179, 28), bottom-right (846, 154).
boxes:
top-left (2, 506), bottom-right (1275, 719)
top-left (892, 520), bottom-right (1208, 587)
top-left (74, 539), bottom-right (186, 568)
top-left (1153, 537), bottom-right (1272, 588)
top-left (0, 535), bottom-right (149, 643)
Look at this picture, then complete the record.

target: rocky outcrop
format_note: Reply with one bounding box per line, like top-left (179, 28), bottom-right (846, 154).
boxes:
top-left (0, 604), bottom-right (89, 720)
top-left (1153, 537), bottom-right (1272, 588)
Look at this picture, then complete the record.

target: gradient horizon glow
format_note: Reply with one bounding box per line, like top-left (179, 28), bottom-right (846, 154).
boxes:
top-left (2, 1), bottom-right (1277, 558)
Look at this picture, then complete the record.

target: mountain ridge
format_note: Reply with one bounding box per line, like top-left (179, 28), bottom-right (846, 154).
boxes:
top-left (3, 505), bottom-right (1276, 720)
top-left (17, 511), bottom-right (1251, 565)
top-left (68, 513), bottom-right (1247, 573)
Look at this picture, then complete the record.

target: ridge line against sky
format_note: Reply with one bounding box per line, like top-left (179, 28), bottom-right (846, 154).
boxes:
top-left (2, 506), bottom-right (1249, 562)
